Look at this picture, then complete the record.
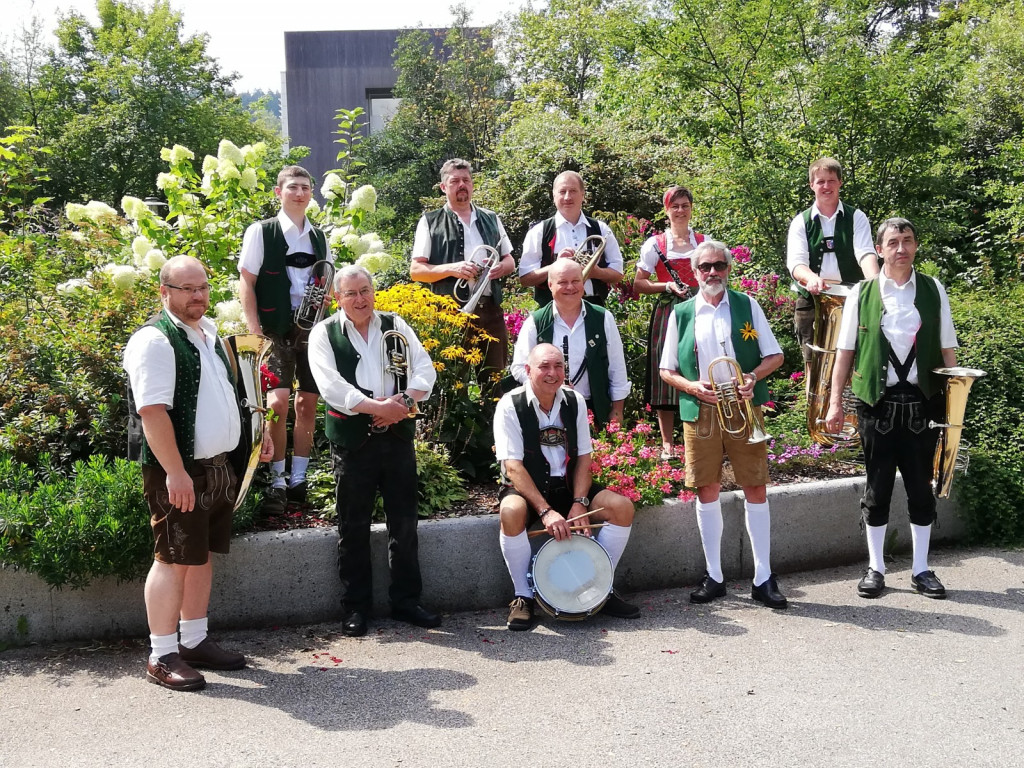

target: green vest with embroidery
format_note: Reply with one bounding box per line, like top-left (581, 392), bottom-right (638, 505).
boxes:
top-left (673, 290), bottom-right (770, 422)
top-left (533, 301), bottom-right (611, 427)
top-left (851, 272), bottom-right (943, 405)
top-left (795, 205), bottom-right (859, 299)
top-left (509, 388), bottom-right (580, 492)
top-left (423, 205), bottom-right (504, 305)
top-left (322, 312), bottom-right (417, 449)
top-left (254, 217), bottom-right (328, 336)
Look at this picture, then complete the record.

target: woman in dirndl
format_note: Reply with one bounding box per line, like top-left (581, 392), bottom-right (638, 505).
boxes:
top-left (632, 185), bottom-right (705, 461)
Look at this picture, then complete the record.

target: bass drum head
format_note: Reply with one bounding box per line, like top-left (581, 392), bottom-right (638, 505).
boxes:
top-left (528, 534), bottom-right (613, 620)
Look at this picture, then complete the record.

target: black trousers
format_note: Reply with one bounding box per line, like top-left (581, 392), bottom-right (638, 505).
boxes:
top-left (331, 430), bottom-right (422, 613)
top-left (857, 387), bottom-right (944, 527)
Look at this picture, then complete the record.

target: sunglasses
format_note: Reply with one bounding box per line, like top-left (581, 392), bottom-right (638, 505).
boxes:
top-left (696, 261), bottom-right (729, 273)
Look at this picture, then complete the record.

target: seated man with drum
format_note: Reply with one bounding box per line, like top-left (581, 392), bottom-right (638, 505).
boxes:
top-left (494, 343), bottom-right (639, 631)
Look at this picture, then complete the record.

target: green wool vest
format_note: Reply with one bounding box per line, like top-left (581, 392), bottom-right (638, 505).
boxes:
top-left (533, 301), bottom-right (611, 427)
top-left (535, 214), bottom-right (606, 306)
top-left (423, 205), bottom-right (504, 304)
top-left (322, 313), bottom-right (417, 450)
top-left (851, 273), bottom-right (943, 405)
top-left (795, 206), bottom-right (859, 298)
top-left (128, 311), bottom-right (235, 469)
top-left (254, 217), bottom-right (328, 336)
top-left (510, 388), bottom-right (580, 492)
top-left (673, 290), bottom-right (770, 422)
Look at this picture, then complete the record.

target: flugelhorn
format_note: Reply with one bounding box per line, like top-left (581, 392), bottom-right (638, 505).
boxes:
top-left (707, 355), bottom-right (771, 444)
top-left (930, 366), bottom-right (986, 499)
top-left (806, 282), bottom-right (859, 447)
top-left (454, 244), bottom-right (501, 315)
top-left (294, 260), bottom-right (335, 330)
top-left (224, 333), bottom-right (274, 512)
top-left (371, 329), bottom-right (419, 434)
top-left (572, 234), bottom-right (606, 283)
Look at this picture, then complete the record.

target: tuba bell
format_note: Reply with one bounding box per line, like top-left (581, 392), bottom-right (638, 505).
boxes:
top-left (224, 333), bottom-right (274, 512)
top-left (806, 282), bottom-right (859, 447)
top-left (294, 260), bottom-right (335, 330)
top-left (929, 366), bottom-right (986, 499)
top-left (707, 355), bottom-right (771, 444)
top-left (454, 244), bottom-right (501, 315)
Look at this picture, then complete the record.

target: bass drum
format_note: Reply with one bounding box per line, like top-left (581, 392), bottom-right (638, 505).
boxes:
top-left (528, 534), bottom-right (613, 620)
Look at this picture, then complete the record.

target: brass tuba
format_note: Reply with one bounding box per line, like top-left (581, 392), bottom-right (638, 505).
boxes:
top-left (930, 366), bottom-right (986, 499)
top-left (224, 333), bottom-right (274, 512)
top-left (707, 355), bottom-right (771, 444)
top-left (370, 329), bottom-right (420, 433)
top-left (454, 244), bottom-right (501, 315)
top-left (806, 282), bottom-right (859, 447)
top-left (573, 234), bottom-right (606, 284)
top-left (294, 260), bottom-right (335, 330)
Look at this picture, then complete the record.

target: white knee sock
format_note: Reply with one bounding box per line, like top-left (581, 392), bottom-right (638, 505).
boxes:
top-left (595, 523), bottom-right (631, 572)
top-left (500, 531), bottom-right (533, 598)
top-left (696, 499), bottom-right (724, 582)
top-left (866, 524), bottom-right (887, 574)
top-left (911, 523), bottom-right (932, 576)
top-left (744, 501), bottom-right (772, 586)
top-left (290, 456), bottom-right (310, 485)
top-left (178, 617), bottom-right (208, 650)
top-left (270, 460), bottom-right (287, 489)
top-left (149, 632), bottom-right (178, 663)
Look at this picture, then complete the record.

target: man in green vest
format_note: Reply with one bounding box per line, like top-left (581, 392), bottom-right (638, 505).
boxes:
top-left (410, 158), bottom-right (516, 376)
top-left (124, 255), bottom-right (274, 691)
top-left (786, 157), bottom-right (879, 360)
top-left (659, 240), bottom-right (788, 609)
top-left (509, 259), bottom-right (630, 430)
top-left (307, 265), bottom-right (440, 638)
top-left (238, 165), bottom-right (331, 513)
top-left (826, 218), bottom-right (959, 600)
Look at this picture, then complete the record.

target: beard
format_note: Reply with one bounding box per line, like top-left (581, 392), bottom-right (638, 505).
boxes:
top-left (701, 281), bottom-right (725, 298)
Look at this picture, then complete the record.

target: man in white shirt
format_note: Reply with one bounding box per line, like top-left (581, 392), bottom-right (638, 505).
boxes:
top-left (826, 218), bottom-right (959, 600)
top-left (238, 165), bottom-right (331, 511)
top-left (660, 240), bottom-right (788, 609)
top-left (519, 170), bottom-right (624, 306)
top-left (786, 157), bottom-right (879, 360)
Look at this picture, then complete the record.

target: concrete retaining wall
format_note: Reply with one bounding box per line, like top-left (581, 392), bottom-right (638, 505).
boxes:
top-left (1, 476), bottom-right (963, 644)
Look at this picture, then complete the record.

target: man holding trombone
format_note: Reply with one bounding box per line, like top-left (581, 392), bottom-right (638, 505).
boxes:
top-left (660, 241), bottom-right (787, 608)
top-left (410, 158), bottom-right (515, 375)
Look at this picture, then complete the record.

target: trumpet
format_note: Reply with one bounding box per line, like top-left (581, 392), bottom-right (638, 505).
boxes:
top-left (453, 245), bottom-right (501, 315)
top-left (930, 366), bottom-right (986, 499)
top-left (707, 355), bottom-right (771, 444)
top-left (371, 329), bottom-right (419, 433)
top-left (571, 234), bottom-right (606, 283)
top-left (294, 260), bottom-right (335, 330)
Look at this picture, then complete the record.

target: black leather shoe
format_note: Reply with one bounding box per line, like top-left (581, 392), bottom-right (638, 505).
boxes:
top-left (911, 570), bottom-right (947, 599)
top-left (857, 568), bottom-right (886, 599)
top-left (259, 487), bottom-right (287, 516)
top-left (392, 603), bottom-right (442, 629)
top-left (751, 574), bottom-right (788, 609)
top-left (600, 591), bottom-right (640, 619)
top-left (286, 481), bottom-right (307, 504)
top-left (690, 573), bottom-right (727, 604)
top-left (341, 610), bottom-right (368, 637)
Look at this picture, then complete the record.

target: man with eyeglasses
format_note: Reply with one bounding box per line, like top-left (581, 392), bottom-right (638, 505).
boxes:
top-left (307, 265), bottom-right (441, 637)
top-left (124, 255), bottom-right (274, 691)
top-left (659, 240), bottom-right (788, 609)
top-left (238, 165), bottom-right (331, 513)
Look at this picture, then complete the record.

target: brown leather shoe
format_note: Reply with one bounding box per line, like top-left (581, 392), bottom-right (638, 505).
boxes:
top-left (147, 653), bottom-right (206, 691)
top-left (178, 638), bottom-right (246, 671)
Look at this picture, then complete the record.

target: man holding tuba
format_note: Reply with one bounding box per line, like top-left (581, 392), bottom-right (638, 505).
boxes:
top-left (825, 218), bottom-right (959, 600)
top-left (124, 255), bottom-right (274, 691)
top-left (659, 241), bottom-right (788, 609)
top-left (410, 158), bottom-right (515, 376)
top-left (238, 165), bottom-right (332, 513)
top-left (307, 265), bottom-right (441, 637)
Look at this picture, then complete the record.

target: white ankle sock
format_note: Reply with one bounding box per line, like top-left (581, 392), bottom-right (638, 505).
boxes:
top-left (744, 501), bottom-right (772, 586)
top-left (696, 499), bottom-right (724, 582)
top-left (290, 456), bottom-right (310, 485)
top-left (178, 617), bottom-right (208, 650)
top-left (866, 524), bottom-right (887, 574)
top-left (149, 632), bottom-right (179, 663)
top-left (270, 460), bottom-right (287, 489)
top-left (911, 523), bottom-right (932, 576)
top-left (500, 531), bottom-right (533, 598)
top-left (595, 523), bottom-right (631, 572)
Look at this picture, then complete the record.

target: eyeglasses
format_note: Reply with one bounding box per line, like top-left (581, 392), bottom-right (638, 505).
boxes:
top-left (163, 283), bottom-right (211, 294)
top-left (696, 261), bottom-right (729, 274)
top-left (339, 287), bottom-right (374, 299)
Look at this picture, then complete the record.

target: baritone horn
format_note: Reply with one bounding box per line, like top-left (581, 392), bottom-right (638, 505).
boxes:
top-left (454, 244), bottom-right (501, 315)
top-left (573, 234), bottom-right (606, 283)
top-left (806, 282), bottom-right (859, 447)
top-left (294, 260), bottom-right (335, 330)
top-left (930, 366), bottom-right (986, 499)
top-left (224, 333), bottom-right (274, 512)
top-left (707, 355), bottom-right (771, 444)
top-left (371, 329), bottom-right (420, 434)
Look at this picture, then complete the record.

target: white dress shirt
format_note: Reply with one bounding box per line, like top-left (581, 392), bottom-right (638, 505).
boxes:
top-left (238, 211), bottom-right (332, 310)
top-left (519, 212), bottom-right (624, 297)
top-left (637, 230), bottom-right (700, 274)
top-left (307, 310), bottom-right (436, 413)
top-left (123, 310), bottom-right (241, 459)
top-left (411, 205), bottom-right (513, 297)
top-left (494, 383), bottom-right (592, 478)
top-left (786, 201), bottom-right (875, 283)
top-left (836, 270), bottom-right (958, 386)
top-left (510, 303), bottom-right (631, 402)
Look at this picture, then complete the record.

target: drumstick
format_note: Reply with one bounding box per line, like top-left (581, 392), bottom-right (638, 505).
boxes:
top-left (529, 523), bottom-right (607, 538)
top-left (566, 506), bottom-right (604, 524)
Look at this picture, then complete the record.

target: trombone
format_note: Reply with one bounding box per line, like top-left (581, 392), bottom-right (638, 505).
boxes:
top-left (707, 355), bottom-right (771, 444)
top-left (453, 244), bottom-right (501, 315)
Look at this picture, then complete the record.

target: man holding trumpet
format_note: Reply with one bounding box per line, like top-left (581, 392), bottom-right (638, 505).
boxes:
top-left (410, 158), bottom-right (515, 375)
top-left (660, 241), bottom-right (787, 608)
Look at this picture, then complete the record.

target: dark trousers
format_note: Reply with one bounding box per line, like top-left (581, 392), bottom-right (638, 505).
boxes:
top-left (857, 387), bottom-right (944, 527)
top-left (472, 295), bottom-right (509, 376)
top-left (331, 430), bottom-right (422, 613)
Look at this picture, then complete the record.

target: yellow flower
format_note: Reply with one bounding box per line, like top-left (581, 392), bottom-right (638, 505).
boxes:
top-left (740, 322), bottom-right (758, 341)
top-left (433, 361), bottom-right (446, 372)
top-left (464, 349), bottom-right (484, 366)
top-left (441, 346), bottom-right (466, 361)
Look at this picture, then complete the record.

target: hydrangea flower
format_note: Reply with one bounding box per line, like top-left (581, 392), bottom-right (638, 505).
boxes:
top-left (217, 158), bottom-right (240, 181)
top-left (121, 196), bottom-right (148, 220)
top-left (215, 299), bottom-right (243, 322)
top-left (102, 263), bottom-right (138, 293)
top-left (359, 233), bottom-right (385, 253)
top-left (329, 225), bottom-right (352, 246)
top-left (200, 173), bottom-right (214, 195)
top-left (56, 278), bottom-right (93, 296)
top-left (349, 184), bottom-right (377, 213)
top-left (240, 167), bottom-right (258, 191)
top-left (241, 142), bottom-right (266, 165)
top-left (217, 139), bottom-right (245, 166)
top-left (132, 236), bottom-right (153, 259)
top-left (341, 233), bottom-right (364, 254)
top-left (356, 251), bottom-right (401, 273)
top-left (167, 144), bottom-right (194, 164)
top-left (321, 173), bottom-right (347, 200)
top-left (156, 172), bottom-right (179, 190)
top-left (85, 200), bottom-right (120, 225)
top-left (202, 155), bottom-right (218, 174)
top-left (305, 198), bottom-right (321, 217)
top-left (66, 203), bottom-right (89, 224)
top-left (145, 249), bottom-right (167, 271)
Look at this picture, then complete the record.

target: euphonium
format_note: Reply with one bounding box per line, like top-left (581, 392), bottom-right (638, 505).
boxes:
top-left (294, 260), bottom-right (335, 330)
top-left (930, 366), bottom-right (986, 499)
top-left (806, 282), bottom-right (859, 447)
top-left (573, 234), bottom-right (606, 284)
top-left (454, 244), bottom-right (501, 315)
top-left (371, 329), bottom-right (419, 433)
top-left (707, 355), bottom-right (771, 444)
top-left (224, 333), bottom-right (274, 512)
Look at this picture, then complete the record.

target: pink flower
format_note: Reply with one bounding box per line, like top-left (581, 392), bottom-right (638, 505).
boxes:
top-left (790, 371), bottom-right (804, 381)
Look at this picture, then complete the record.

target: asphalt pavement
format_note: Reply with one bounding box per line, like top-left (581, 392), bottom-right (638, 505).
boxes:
top-left (2, 545), bottom-right (1022, 768)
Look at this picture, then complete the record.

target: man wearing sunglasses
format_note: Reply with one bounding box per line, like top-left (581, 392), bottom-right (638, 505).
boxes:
top-left (659, 241), bottom-right (787, 609)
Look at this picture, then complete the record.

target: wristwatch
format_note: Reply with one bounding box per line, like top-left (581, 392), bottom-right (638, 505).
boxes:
top-left (400, 392), bottom-right (415, 409)
top-left (540, 507), bottom-right (555, 518)
top-left (573, 497), bottom-right (590, 507)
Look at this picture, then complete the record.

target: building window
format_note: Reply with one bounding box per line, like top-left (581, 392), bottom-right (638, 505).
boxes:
top-left (367, 89), bottom-right (400, 134)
